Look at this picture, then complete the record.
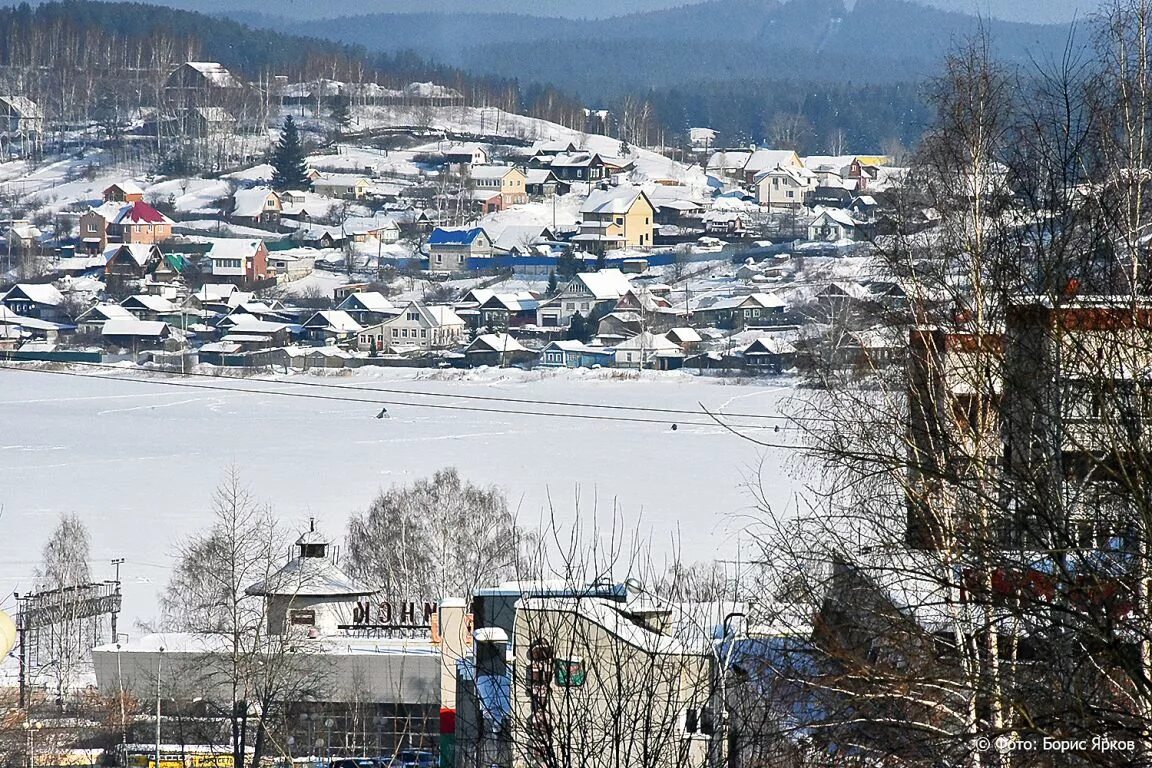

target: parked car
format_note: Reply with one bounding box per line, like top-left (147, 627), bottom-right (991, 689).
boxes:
top-left (393, 751), bottom-right (436, 768)
top-left (330, 758), bottom-right (384, 768)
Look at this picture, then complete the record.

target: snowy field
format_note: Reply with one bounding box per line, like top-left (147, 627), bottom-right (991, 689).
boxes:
top-left (0, 366), bottom-right (803, 631)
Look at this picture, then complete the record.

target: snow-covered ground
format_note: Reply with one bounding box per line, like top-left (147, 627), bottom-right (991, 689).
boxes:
top-left (0, 366), bottom-right (802, 631)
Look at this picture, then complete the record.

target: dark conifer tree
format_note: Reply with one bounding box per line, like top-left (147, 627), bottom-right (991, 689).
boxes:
top-left (271, 116), bottom-right (310, 191)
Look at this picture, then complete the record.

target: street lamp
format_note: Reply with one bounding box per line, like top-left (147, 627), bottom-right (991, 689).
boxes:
top-left (324, 719), bottom-right (335, 760)
top-left (23, 720), bottom-right (43, 768)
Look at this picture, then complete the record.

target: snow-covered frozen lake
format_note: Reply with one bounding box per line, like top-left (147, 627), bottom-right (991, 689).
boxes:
top-left (0, 365), bottom-right (802, 630)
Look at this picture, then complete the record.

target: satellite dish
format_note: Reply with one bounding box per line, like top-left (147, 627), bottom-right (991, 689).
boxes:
top-left (0, 610), bottom-right (16, 658)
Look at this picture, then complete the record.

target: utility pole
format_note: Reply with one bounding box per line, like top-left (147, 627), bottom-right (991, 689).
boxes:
top-left (110, 558), bottom-right (124, 642)
top-left (155, 646), bottom-right (165, 768)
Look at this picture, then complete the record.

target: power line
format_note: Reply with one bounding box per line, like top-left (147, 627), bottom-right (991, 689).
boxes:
top-left (3, 357), bottom-right (830, 423)
top-left (0, 363), bottom-right (803, 444)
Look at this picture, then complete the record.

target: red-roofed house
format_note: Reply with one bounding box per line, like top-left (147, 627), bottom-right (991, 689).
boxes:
top-left (79, 200), bottom-right (174, 252)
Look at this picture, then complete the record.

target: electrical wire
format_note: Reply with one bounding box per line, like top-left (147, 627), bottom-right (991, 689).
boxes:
top-left (0, 363), bottom-right (803, 444)
top-left (0, 356), bottom-right (832, 423)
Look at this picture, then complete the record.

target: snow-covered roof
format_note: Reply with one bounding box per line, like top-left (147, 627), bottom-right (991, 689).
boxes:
top-left (613, 331), bottom-right (682, 353)
top-left (105, 181), bottom-right (144, 197)
top-left (245, 554), bottom-right (376, 598)
top-left (232, 187), bottom-right (278, 218)
top-left (76, 303), bottom-right (134, 323)
top-left (3, 283), bottom-right (64, 306)
top-left (569, 269), bottom-right (633, 301)
top-left (666, 327), bottom-right (702, 343)
top-left (97, 201), bottom-right (172, 226)
top-left (304, 310), bottom-right (363, 333)
top-left (181, 62), bottom-right (243, 89)
top-left (524, 168), bottom-right (560, 185)
top-left (104, 243), bottom-right (157, 267)
top-left (467, 333), bottom-right (528, 354)
top-left (0, 95), bottom-right (42, 119)
top-left (581, 186), bottom-right (650, 215)
top-left (204, 239), bottom-right (264, 260)
top-left (812, 207), bottom-right (859, 228)
top-left (703, 292), bottom-right (786, 312)
top-left (122, 294), bottom-right (177, 313)
top-left (423, 304), bottom-right (465, 326)
top-left (192, 283), bottom-right (238, 302)
top-left (402, 81), bottom-right (462, 99)
top-left (743, 149), bottom-right (801, 174)
top-left (101, 318), bottom-right (169, 337)
top-left (338, 292), bottom-right (396, 313)
top-left (706, 151), bottom-right (751, 172)
top-left (742, 336), bottom-right (797, 355)
top-left (469, 165), bottom-right (522, 181)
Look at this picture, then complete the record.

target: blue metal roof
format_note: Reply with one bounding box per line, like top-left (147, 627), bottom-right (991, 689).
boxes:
top-left (428, 227), bottom-right (485, 245)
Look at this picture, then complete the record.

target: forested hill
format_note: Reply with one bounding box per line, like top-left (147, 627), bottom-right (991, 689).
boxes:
top-left (244, 0), bottom-right (1074, 92)
top-left (0, 1), bottom-right (545, 100)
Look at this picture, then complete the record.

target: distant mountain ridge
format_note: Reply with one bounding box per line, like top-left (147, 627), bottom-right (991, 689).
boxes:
top-left (225, 0), bottom-right (1077, 96)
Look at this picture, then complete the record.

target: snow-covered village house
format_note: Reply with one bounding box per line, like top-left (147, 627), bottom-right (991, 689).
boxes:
top-left (103, 243), bottom-right (164, 286)
top-left (0, 95), bottom-right (43, 137)
top-left (302, 309), bottom-right (363, 345)
top-left (693, 292), bottom-right (786, 330)
top-left (357, 301), bottom-right (466, 353)
top-left (164, 61), bottom-right (245, 120)
top-left (426, 227), bottom-right (492, 273)
top-left (443, 142), bottom-right (489, 167)
top-left (469, 166), bottom-right (528, 210)
top-left (312, 174), bottom-right (372, 200)
top-left (0, 283), bottom-right (66, 322)
top-left (573, 186), bottom-right (655, 253)
top-left (336, 291), bottom-right (399, 326)
top-left (524, 169), bottom-right (570, 198)
top-left (79, 184), bottom-right (173, 252)
top-left (807, 208), bottom-right (863, 242)
top-left (537, 151), bottom-right (608, 181)
top-left (463, 333), bottom-right (534, 367)
top-left (754, 165), bottom-right (818, 208)
top-left (535, 269), bottom-right (633, 328)
top-left (612, 331), bottom-right (685, 370)
top-left (231, 187), bottom-right (282, 225)
top-left (202, 239), bottom-right (270, 288)
top-left (741, 148), bottom-right (803, 185)
top-left (0, 95), bottom-right (43, 156)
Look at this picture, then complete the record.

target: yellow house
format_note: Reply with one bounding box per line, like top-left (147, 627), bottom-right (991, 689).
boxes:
top-left (575, 185), bottom-right (655, 252)
top-left (470, 165), bottom-right (528, 209)
top-left (312, 174), bottom-right (372, 199)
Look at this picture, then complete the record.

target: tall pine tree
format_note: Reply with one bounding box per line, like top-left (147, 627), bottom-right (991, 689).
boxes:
top-left (271, 116), bottom-right (309, 191)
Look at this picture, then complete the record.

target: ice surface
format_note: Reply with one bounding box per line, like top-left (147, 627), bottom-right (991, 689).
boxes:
top-left (0, 366), bottom-right (803, 632)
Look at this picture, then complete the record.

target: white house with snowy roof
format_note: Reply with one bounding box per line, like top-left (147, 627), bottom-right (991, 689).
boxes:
top-left (358, 301), bottom-right (465, 353)
top-left (535, 269), bottom-right (633, 328)
top-left (0, 283), bottom-right (66, 322)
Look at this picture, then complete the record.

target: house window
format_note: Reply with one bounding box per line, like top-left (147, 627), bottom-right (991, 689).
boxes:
top-left (87, 223), bottom-right (97, 233)
top-left (392, 328), bottom-right (398, 337)
top-left (402, 329), bottom-right (409, 338)
top-left (421, 329), bottom-right (427, 338)
top-left (615, 217), bottom-right (623, 225)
